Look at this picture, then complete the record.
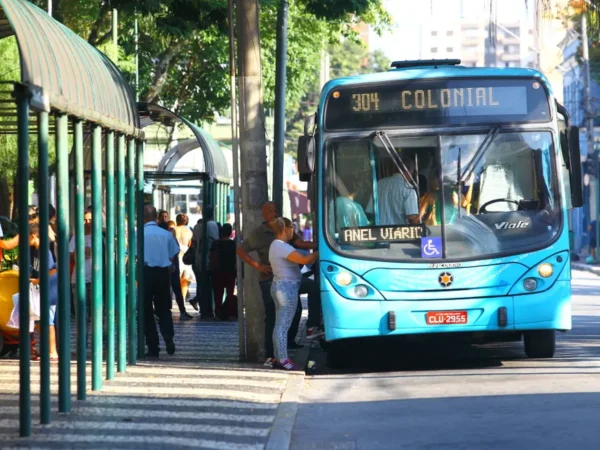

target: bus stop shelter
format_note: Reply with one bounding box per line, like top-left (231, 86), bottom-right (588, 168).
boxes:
top-left (138, 104), bottom-right (243, 354)
top-left (0, 0), bottom-right (145, 436)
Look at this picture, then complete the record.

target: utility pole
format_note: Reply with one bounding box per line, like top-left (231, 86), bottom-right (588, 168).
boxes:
top-left (581, 9), bottom-right (599, 259)
top-left (228, 0), bottom-right (246, 361)
top-left (112, 9), bottom-right (118, 63)
top-left (273, 0), bottom-right (288, 214)
top-left (236, 0), bottom-right (269, 362)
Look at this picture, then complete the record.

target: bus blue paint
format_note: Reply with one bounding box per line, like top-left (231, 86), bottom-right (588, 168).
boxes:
top-left (307, 63), bottom-right (578, 359)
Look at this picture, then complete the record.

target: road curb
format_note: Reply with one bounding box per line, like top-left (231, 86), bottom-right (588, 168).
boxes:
top-left (572, 263), bottom-right (600, 276)
top-left (265, 337), bottom-right (311, 450)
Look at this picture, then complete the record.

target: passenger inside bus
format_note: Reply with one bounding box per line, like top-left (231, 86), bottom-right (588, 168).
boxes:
top-left (370, 156), bottom-right (420, 226)
top-left (328, 175), bottom-right (370, 236)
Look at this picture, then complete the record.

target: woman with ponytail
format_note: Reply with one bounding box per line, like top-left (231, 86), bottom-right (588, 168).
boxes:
top-left (268, 217), bottom-right (318, 370)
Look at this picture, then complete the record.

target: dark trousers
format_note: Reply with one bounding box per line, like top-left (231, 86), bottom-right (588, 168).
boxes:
top-left (171, 261), bottom-right (186, 314)
top-left (213, 271), bottom-right (236, 319)
top-left (259, 279), bottom-right (301, 359)
top-left (144, 266), bottom-right (174, 355)
top-left (199, 271), bottom-right (214, 317)
top-left (300, 276), bottom-right (321, 328)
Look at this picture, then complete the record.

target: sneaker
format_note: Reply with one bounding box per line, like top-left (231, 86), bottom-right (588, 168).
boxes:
top-left (276, 359), bottom-right (298, 371)
top-left (263, 357), bottom-right (276, 368)
top-left (189, 298), bottom-right (199, 311)
top-left (306, 327), bottom-right (324, 339)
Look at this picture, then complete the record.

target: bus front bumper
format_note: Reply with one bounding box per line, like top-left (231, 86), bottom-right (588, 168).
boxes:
top-left (322, 280), bottom-right (572, 342)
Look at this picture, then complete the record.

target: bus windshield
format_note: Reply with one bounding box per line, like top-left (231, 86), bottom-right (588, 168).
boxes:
top-left (324, 130), bottom-right (561, 261)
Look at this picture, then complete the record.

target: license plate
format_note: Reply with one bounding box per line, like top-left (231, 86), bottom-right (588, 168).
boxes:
top-left (426, 311), bottom-right (467, 325)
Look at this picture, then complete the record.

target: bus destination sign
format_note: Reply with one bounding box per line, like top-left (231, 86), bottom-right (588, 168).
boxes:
top-left (340, 225), bottom-right (425, 244)
top-left (325, 78), bottom-right (550, 130)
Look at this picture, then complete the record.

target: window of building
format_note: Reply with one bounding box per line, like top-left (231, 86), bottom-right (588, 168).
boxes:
top-left (431, 31), bottom-right (438, 36)
top-left (508, 27), bottom-right (520, 37)
top-left (431, 47), bottom-right (438, 53)
top-left (447, 47), bottom-right (453, 52)
top-left (446, 30), bottom-right (453, 36)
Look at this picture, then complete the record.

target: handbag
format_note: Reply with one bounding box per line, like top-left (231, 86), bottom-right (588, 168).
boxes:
top-left (182, 245), bottom-right (196, 266)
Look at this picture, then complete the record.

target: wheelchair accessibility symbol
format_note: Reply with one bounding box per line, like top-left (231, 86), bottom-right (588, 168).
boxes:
top-left (421, 237), bottom-right (442, 258)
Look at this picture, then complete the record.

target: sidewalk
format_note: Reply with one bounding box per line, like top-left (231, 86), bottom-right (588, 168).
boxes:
top-left (0, 289), bottom-right (310, 449)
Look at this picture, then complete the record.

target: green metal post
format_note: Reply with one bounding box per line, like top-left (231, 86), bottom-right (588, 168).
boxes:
top-left (73, 120), bottom-right (86, 400)
top-left (136, 140), bottom-right (145, 358)
top-left (56, 113), bottom-right (71, 413)
top-left (91, 125), bottom-right (103, 391)
top-left (105, 132), bottom-right (116, 379)
top-left (16, 86), bottom-right (30, 437)
top-left (37, 111), bottom-right (51, 424)
top-left (116, 135), bottom-right (127, 372)
top-left (127, 138), bottom-right (137, 364)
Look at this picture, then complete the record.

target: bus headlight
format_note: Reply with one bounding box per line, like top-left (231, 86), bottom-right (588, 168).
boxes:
top-left (334, 271), bottom-right (353, 286)
top-left (523, 278), bottom-right (537, 291)
top-left (538, 263), bottom-right (553, 278)
top-left (354, 285), bottom-right (368, 298)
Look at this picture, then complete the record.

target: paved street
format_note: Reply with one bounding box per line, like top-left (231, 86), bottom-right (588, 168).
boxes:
top-left (292, 269), bottom-right (600, 450)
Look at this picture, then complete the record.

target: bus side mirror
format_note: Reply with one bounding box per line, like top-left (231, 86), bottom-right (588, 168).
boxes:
top-left (297, 135), bottom-right (316, 182)
top-left (568, 126), bottom-right (583, 208)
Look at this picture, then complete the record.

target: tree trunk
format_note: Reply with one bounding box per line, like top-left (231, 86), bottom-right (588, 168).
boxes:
top-left (0, 172), bottom-right (10, 218)
top-left (236, 0), bottom-right (269, 362)
top-left (87, 1), bottom-right (111, 46)
top-left (143, 41), bottom-right (183, 104)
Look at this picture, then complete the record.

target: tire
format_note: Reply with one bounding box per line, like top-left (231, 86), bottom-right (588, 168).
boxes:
top-left (524, 330), bottom-right (556, 358)
top-left (326, 341), bottom-right (349, 370)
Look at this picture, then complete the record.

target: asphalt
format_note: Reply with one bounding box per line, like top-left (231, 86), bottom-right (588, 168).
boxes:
top-left (291, 269), bottom-right (600, 450)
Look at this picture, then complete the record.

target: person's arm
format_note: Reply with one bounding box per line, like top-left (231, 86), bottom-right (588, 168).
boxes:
top-left (291, 233), bottom-right (317, 250)
top-left (237, 232), bottom-right (272, 275)
top-left (405, 189), bottom-right (420, 225)
top-left (286, 250), bottom-right (319, 266)
top-left (30, 268), bottom-right (57, 285)
top-left (0, 235), bottom-right (18, 250)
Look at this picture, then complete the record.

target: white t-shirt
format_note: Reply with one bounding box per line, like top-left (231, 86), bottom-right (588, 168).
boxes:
top-left (268, 240), bottom-right (302, 282)
top-left (69, 234), bottom-right (92, 284)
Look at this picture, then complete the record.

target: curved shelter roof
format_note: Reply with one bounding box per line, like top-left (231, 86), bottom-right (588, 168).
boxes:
top-left (139, 103), bottom-right (231, 183)
top-left (0, 0), bottom-right (142, 138)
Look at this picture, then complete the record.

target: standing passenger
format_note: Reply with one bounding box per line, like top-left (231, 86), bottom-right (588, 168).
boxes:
top-left (269, 217), bottom-right (318, 370)
top-left (143, 205), bottom-right (178, 358)
top-left (237, 202), bottom-right (315, 367)
top-left (211, 223), bottom-right (237, 321)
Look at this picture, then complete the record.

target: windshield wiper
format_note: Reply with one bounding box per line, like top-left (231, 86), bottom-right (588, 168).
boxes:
top-left (460, 126), bottom-right (500, 184)
top-left (372, 131), bottom-right (419, 197)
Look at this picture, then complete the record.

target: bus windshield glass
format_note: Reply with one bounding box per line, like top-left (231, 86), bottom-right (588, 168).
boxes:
top-left (324, 131), bottom-right (561, 261)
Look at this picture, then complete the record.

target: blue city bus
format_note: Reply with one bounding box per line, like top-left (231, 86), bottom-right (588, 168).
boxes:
top-left (297, 59), bottom-right (583, 366)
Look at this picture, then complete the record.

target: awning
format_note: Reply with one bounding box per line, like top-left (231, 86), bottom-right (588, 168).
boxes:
top-left (0, 0), bottom-right (141, 138)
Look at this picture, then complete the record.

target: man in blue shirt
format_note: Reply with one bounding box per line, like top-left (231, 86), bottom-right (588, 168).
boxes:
top-left (143, 204), bottom-right (179, 358)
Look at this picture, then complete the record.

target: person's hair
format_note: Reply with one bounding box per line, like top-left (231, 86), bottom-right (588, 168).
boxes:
top-left (221, 223), bottom-right (233, 238)
top-left (204, 205), bottom-right (214, 220)
top-left (144, 204), bottom-right (158, 221)
top-left (29, 222), bottom-right (40, 237)
top-left (273, 217), bottom-right (293, 234)
top-left (49, 204), bottom-right (56, 220)
top-left (167, 220), bottom-right (176, 229)
top-left (158, 221), bottom-right (169, 231)
top-left (158, 210), bottom-right (168, 220)
top-left (176, 213), bottom-right (186, 226)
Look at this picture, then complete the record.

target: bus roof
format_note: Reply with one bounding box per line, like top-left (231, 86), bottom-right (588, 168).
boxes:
top-left (321, 65), bottom-right (554, 99)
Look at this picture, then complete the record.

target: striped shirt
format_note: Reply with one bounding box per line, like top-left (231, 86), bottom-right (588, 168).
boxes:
top-left (376, 174), bottom-right (419, 226)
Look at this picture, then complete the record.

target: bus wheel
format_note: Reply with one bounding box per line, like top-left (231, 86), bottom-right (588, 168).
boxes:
top-left (326, 341), bottom-right (349, 369)
top-left (524, 330), bottom-right (556, 358)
